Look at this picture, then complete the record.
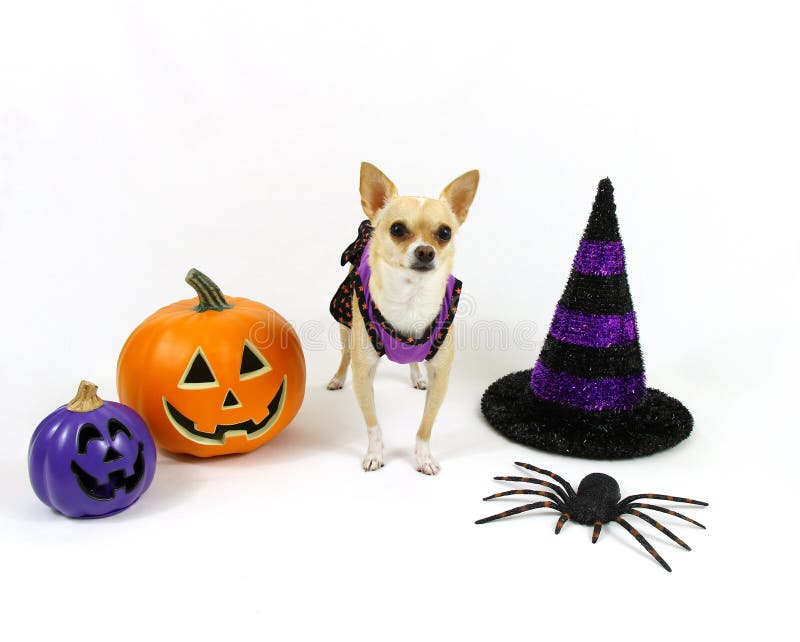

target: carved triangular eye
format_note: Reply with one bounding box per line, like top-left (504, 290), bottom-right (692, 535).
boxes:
top-left (179, 347), bottom-right (219, 389)
top-left (240, 340), bottom-right (271, 381)
top-left (77, 424), bottom-right (103, 455)
top-left (108, 419), bottom-right (132, 441)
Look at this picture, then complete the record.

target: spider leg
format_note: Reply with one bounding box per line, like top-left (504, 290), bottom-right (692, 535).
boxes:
top-left (554, 513), bottom-right (570, 534)
top-left (475, 501), bottom-right (559, 525)
top-left (620, 493), bottom-right (708, 507)
top-left (483, 489), bottom-right (564, 506)
top-left (492, 476), bottom-right (570, 503)
top-left (627, 502), bottom-right (706, 529)
top-left (514, 463), bottom-right (576, 497)
top-left (625, 509), bottom-right (691, 551)
top-left (614, 517), bottom-right (671, 572)
top-left (592, 522), bottom-right (602, 543)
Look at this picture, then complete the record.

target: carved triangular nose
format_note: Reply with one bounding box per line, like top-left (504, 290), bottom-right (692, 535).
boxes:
top-left (222, 389), bottom-right (241, 408)
top-left (103, 447), bottom-right (123, 463)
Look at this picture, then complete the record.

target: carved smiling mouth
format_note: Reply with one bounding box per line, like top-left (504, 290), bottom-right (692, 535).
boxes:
top-left (70, 443), bottom-right (145, 501)
top-left (162, 376), bottom-right (287, 445)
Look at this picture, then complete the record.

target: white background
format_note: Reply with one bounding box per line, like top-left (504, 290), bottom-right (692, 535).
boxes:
top-left (1, 1), bottom-right (797, 639)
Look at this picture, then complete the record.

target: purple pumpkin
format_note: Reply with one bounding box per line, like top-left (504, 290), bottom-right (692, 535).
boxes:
top-left (29, 381), bottom-right (157, 518)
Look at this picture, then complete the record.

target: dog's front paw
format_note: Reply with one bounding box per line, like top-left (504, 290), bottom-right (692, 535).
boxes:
top-left (414, 440), bottom-right (440, 475)
top-left (362, 451), bottom-right (384, 472)
top-left (415, 456), bottom-right (440, 475)
top-left (362, 427), bottom-right (384, 472)
top-left (326, 375), bottom-right (345, 390)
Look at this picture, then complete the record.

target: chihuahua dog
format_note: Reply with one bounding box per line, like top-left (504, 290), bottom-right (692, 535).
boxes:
top-left (328, 162), bottom-right (479, 474)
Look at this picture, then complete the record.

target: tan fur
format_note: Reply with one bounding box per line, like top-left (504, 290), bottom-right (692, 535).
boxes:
top-left (328, 163), bottom-right (479, 475)
top-left (326, 325), bottom-right (351, 390)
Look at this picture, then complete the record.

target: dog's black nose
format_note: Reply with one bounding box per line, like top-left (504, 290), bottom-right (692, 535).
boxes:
top-left (414, 245), bottom-right (435, 264)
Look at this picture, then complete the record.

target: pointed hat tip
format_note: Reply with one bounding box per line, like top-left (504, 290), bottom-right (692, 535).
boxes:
top-left (584, 177), bottom-right (620, 240)
top-left (592, 177), bottom-right (616, 209)
top-left (596, 177), bottom-right (614, 196)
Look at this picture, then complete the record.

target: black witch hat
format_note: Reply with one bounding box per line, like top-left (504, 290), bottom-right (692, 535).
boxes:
top-left (481, 179), bottom-right (692, 459)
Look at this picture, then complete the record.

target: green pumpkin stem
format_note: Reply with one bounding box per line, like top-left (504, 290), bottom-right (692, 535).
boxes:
top-left (66, 381), bottom-right (104, 412)
top-left (185, 268), bottom-right (233, 312)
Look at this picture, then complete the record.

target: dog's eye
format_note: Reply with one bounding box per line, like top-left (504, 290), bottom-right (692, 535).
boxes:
top-left (390, 222), bottom-right (408, 238)
top-left (437, 225), bottom-right (452, 242)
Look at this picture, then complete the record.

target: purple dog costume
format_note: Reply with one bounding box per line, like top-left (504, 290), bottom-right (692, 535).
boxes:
top-left (330, 220), bottom-right (462, 364)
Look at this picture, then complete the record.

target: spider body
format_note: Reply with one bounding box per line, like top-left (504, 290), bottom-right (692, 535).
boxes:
top-left (476, 463), bottom-right (708, 572)
top-left (568, 472), bottom-right (621, 525)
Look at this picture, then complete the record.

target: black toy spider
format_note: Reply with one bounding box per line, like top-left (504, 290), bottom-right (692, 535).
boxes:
top-left (475, 462), bottom-right (708, 572)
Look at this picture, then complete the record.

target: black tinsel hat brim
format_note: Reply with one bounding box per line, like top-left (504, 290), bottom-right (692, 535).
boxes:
top-left (481, 370), bottom-right (693, 459)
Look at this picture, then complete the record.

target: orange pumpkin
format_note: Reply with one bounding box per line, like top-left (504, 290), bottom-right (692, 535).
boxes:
top-left (117, 269), bottom-right (305, 457)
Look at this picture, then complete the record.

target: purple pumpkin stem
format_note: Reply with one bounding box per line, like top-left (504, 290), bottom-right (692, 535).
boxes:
top-left (66, 381), bottom-right (104, 412)
top-left (185, 268), bottom-right (233, 312)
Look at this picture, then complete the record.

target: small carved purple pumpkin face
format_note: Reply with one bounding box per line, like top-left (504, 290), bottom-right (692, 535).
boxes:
top-left (70, 419), bottom-right (147, 501)
top-left (29, 384), bottom-right (156, 519)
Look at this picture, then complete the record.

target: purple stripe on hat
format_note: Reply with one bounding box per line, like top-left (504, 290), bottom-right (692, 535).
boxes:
top-left (530, 362), bottom-right (646, 411)
top-left (549, 305), bottom-right (637, 348)
top-left (573, 240), bottom-right (626, 275)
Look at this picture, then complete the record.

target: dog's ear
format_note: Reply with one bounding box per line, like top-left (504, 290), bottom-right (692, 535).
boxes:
top-left (441, 170), bottom-right (479, 224)
top-left (360, 162), bottom-right (398, 220)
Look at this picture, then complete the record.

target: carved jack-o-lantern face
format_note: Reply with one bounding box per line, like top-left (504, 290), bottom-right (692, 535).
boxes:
top-left (161, 341), bottom-right (288, 445)
top-left (71, 419), bottom-right (146, 500)
top-left (117, 269), bottom-right (306, 457)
